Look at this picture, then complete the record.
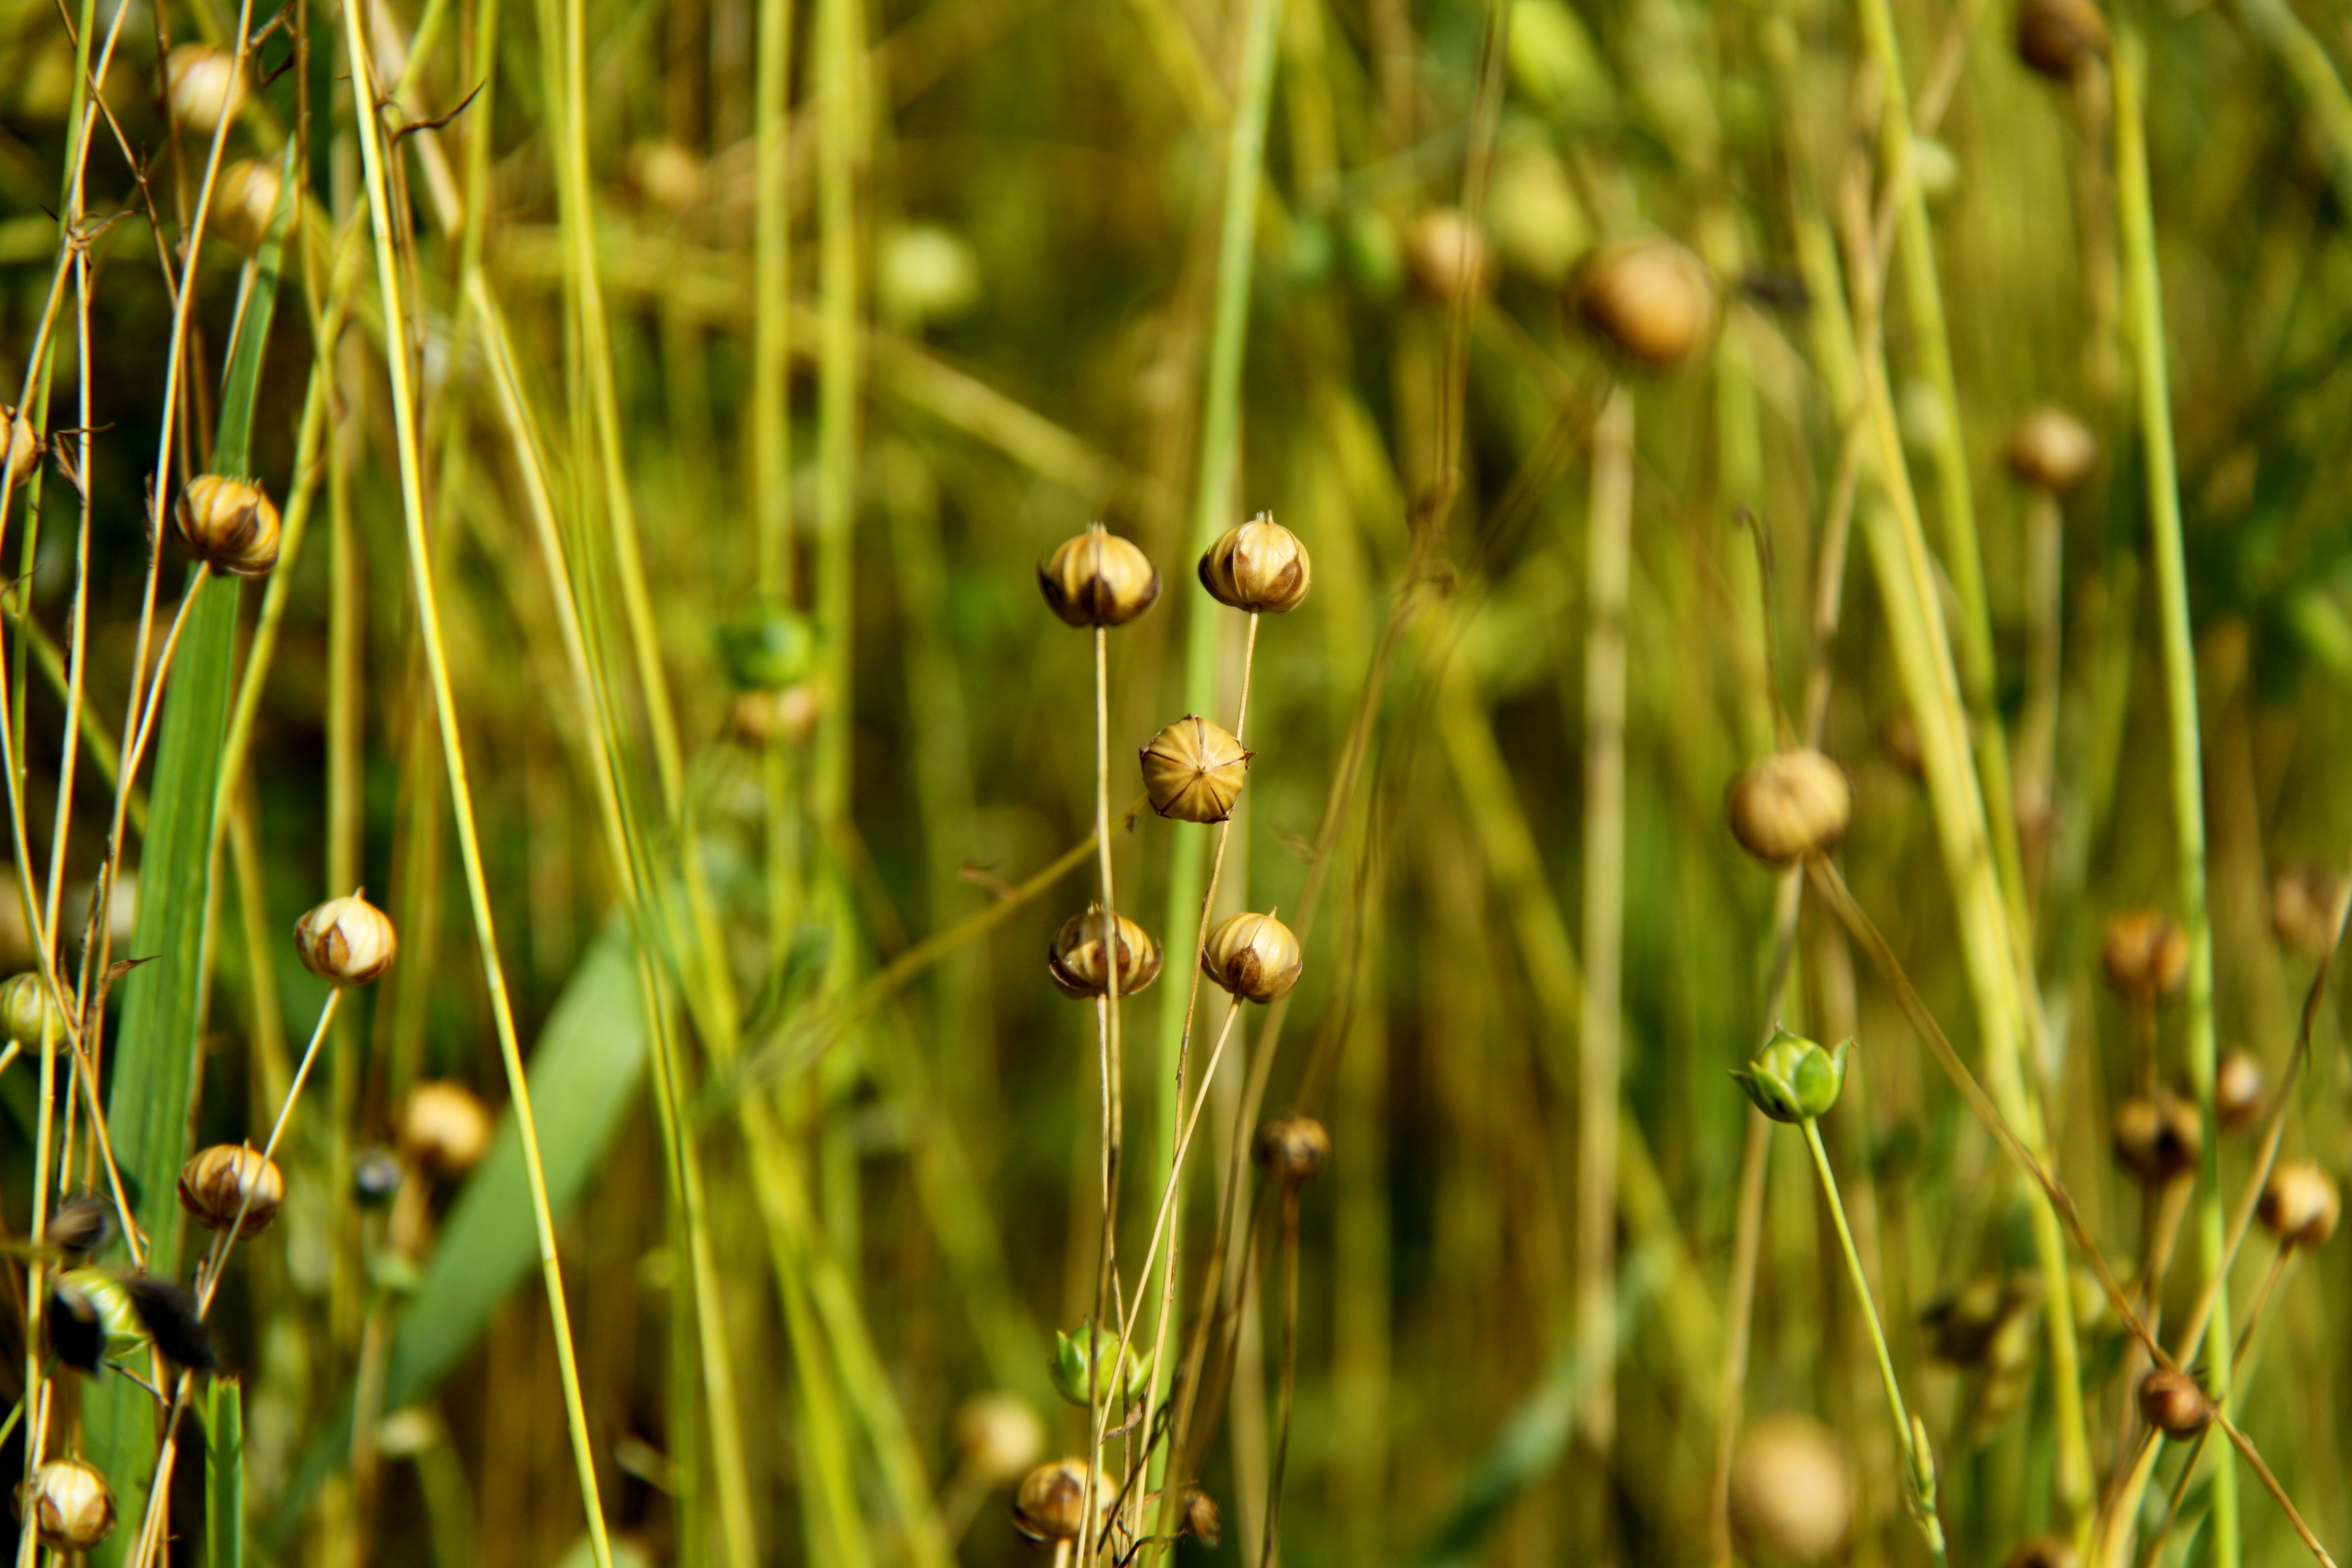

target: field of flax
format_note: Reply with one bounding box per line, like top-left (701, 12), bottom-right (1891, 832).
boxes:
top-left (2, 0), bottom-right (2352, 1563)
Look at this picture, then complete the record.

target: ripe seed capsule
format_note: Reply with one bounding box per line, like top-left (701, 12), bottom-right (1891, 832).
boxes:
top-left (2101, 909), bottom-right (2188, 1002)
top-left (2258, 1160), bottom-right (2339, 1249)
top-left (294, 893), bottom-right (398, 985)
top-left (2015, 0), bottom-right (2109, 83)
top-left (2215, 1049), bottom-right (2265, 1132)
top-left (1254, 1116), bottom-right (1330, 1187)
top-left (209, 158), bottom-right (286, 253)
top-left (1572, 238), bottom-right (1717, 367)
top-left (1047, 907), bottom-right (1163, 1000)
top-left (1140, 716), bottom-right (1251, 824)
top-left (1201, 912), bottom-right (1303, 1004)
top-left (1012, 1458), bottom-right (1109, 1545)
top-left (951, 1392), bottom-right (1044, 1487)
top-left (166, 42), bottom-right (242, 136)
top-left (1726, 750), bottom-right (1852, 865)
top-left (1727, 1415), bottom-right (1854, 1565)
top-left (0, 971), bottom-right (71, 1051)
top-left (30, 1458), bottom-right (115, 1551)
top-left (402, 1080), bottom-right (493, 1177)
top-left (176, 474), bottom-right (282, 576)
top-left (178, 1142), bottom-right (285, 1236)
top-left (1403, 207), bottom-right (1497, 305)
top-left (1038, 524), bottom-right (1160, 628)
top-left (2138, 1368), bottom-right (2211, 1439)
top-left (2271, 863), bottom-right (2344, 961)
top-left (2112, 1093), bottom-right (2201, 1187)
top-left (1198, 512), bottom-right (1312, 614)
top-left (2006, 406), bottom-right (2099, 494)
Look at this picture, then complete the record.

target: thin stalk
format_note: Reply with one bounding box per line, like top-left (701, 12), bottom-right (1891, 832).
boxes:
top-left (1080, 618), bottom-right (1126, 1563)
top-left (1261, 1186), bottom-right (1302, 1568)
top-left (2115, 29), bottom-right (2236, 1568)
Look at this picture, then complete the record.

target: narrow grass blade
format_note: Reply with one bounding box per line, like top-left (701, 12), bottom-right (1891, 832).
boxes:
top-left (205, 1379), bottom-right (243, 1568)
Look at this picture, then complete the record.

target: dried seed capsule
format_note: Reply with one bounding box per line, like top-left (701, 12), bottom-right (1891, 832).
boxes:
top-left (294, 893), bottom-right (398, 985)
top-left (2004, 1535), bottom-right (2078, 1568)
top-left (952, 1392), bottom-right (1044, 1486)
top-left (1728, 1415), bottom-right (1854, 1565)
top-left (2215, 1049), bottom-right (2265, 1132)
top-left (1254, 1116), bottom-right (1330, 1187)
top-left (30, 1459), bottom-right (115, 1551)
top-left (1012, 1458), bottom-right (1109, 1545)
top-left (1201, 912), bottom-right (1303, 1004)
top-left (1140, 716), bottom-right (1251, 824)
top-left (352, 1145), bottom-right (405, 1208)
top-left (1403, 207), bottom-right (1496, 304)
top-left (2112, 1093), bottom-right (2200, 1187)
top-left (1198, 512), bottom-right (1312, 614)
top-left (1726, 750), bottom-right (1851, 865)
top-left (176, 474), bottom-right (282, 576)
top-left (2270, 863), bottom-right (2344, 961)
top-left (2258, 1160), bottom-right (2339, 1248)
top-left (1047, 906), bottom-right (1163, 999)
top-left (2138, 1368), bottom-right (2211, 1439)
top-left (402, 1080), bottom-right (493, 1176)
top-left (1038, 524), bottom-right (1160, 628)
top-left (0, 971), bottom-right (71, 1051)
top-left (715, 599), bottom-right (819, 691)
top-left (209, 157), bottom-right (286, 253)
top-left (1049, 1324), bottom-right (1152, 1411)
top-left (165, 42), bottom-right (242, 136)
top-left (2006, 406), bottom-right (2099, 494)
top-left (0, 403), bottom-right (43, 487)
top-left (1572, 238), bottom-right (1717, 367)
top-left (178, 1143), bottom-right (284, 1236)
top-left (2100, 910), bottom-right (2188, 1002)
top-left (2015, 0), bottom-right (2109, 82)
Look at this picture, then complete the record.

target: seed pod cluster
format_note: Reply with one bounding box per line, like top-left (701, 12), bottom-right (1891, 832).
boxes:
top-left (30, 1458), bottom-right (115, 1551)
top-left (1198, 513), bottom-right (1312, 614)
top-left (1727, 1414), bottom-right (1854, 1565)
top-left (1139, 716), bottom-right (1251, 824)
top-left (177, 474), bottom-right (283, 576)
top-left (178, 1142), bottom-right (284, 1236)
top-left (2138, 1368), bottom-right (2211, 1439)
top-left (1038, 524), bottom-right (1159, 628)
top-left (2258, 1160), bottom-right (2339, 1249)
top-left (1727, 750), bottom-right (1851, 865)
top-left (1572, 238), bottom-right (1717, 367)
top-left (1048, 907), bottom-right (1163, 999)
top-left (1012, 1458), bottom-right (1109, 1545)
top-left (294, 893), bottom-right (398, 985)
top-left (2112, 1093), bottom-right (2200, 1187)
top-left (1200, 911), bottom-right (1303, 1003)
top-left (403, 1080), bottom-right (493, 1176)
top-left (1254, 1116), bottom-right (1330, 1187)
top-left (2100, 909), bottom-right (2188, 1003)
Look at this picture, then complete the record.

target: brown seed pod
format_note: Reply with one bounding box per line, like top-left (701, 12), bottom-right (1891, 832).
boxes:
top-left (1572, 238), bottom-right (1718, 368)
top-left (1011, 1458), bottom-right (1108, 1545)
top-left (402, 1080), bottom-right (494, 1177)
top-left (209, 158), bottom-right (286, 253)
top-left (1200, 911), bottom-right (1303, 1004)
top-left (2112, 1093), bottom-right (2201, 1187)
top-left (1198, 513), bottom-right (1312, 614)
top-left (0, 404), bottom-right (43, 488)
top-left (2006, 406), bottom-right (2099, 494)
top-left (1728, 1415), bottom-right (1854, 1564)
top-left (2100, 909), bottom-right (2188, 1003)
top-left (176, 474), bottom-right (282, 576)
top-left (1254, 1116), bottom-right (1330, 1187)
top-left (294, 893), bottom-right (398, 985)
top-left (2270, 863), bottom-right (2345, 961)
top-left (2258, 1160), bottom-right (2340, 1249)
top-left (31, 1458), bottom-right (115, 1551)
top-left (951, 1392), bottom-right (1044, 1487)
top-left (2138, 1368), bottom-right (2211, 1439)
top-left (1139, 716), bottom-right (1251, 824)
top-left (1047, 906), bottom-right (1164, 999)
top-left (2003, 1535), bottom-right (2078, 1568)
top-left (1038, 524), bottom-right (1160, 629)
top-left (1403, 208), bottom-right (1497, 305)
top-left (1726, 750), bottom-right (1852, 866)
top-left (165, 42), bottom-right (242, 135)
top-left (2015, 0), bottom-right (2110, 83)
top-left (177, 1143), bottom-right (284, 1236)
top-left (2215, 1049), bottom-right (2265, 1132)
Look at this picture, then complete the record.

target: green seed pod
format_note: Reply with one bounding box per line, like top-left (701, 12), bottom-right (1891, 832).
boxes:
top-left (176, 474), bottom-right (282, 576)
top-left (1048, 1323), bottom-right (1151, 1412)
top-left (0, 971), bottom-right (70, 1051)
top-left (1731, 1029), bottom-right (1851, 1123)
top-left (1139, 716), bottom-right (1251, 823)
top-left (715, 599), bottom-right (820, 691)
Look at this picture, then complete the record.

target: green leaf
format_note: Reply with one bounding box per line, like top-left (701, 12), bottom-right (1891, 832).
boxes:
top-left (206, 1379), bottom-right (244, 1568)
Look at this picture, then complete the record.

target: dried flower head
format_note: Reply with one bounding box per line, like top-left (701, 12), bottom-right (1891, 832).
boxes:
top-left (1728, 1415), bottom-right (1854, 1564)
top-left (0, 971), bottom-right (71, 1052)
top-left (2100, 909), bottom-right (2188, 1003)
top-left (1201, 911), bottom-right (1303, 1004)
top-left (2015, 0), bottom-right (2109, 82)
top-left (1047, 906), bottom-right (1163, 999)
top-left (1403, 207), bottom-right (1497, 304)
top-left (1573, 238), bottom-right (1718, 367)
top-left (30, 1459), bottom-right (115, 1551)
top-left (2138, 1368), bottom-right (2211, 1439)
top-left (294, 893), bottom-right (398, 985)
top-left (2006, 406), bottom-right (2099, 493)
top-left (1012, 1458), bottom-right (1109, 1545)
top-left (1726, 750), bottom-right (1851, 865)
top-left (952, 1392), bottom-right (1045, 1486)
top-left (2258, 1160), bottom-right (2339, 1249)
top-left (1254, 1116), bottom-right (1330, 1187)
top-left (166, 42), bottom-right (242, 135)
top-left (176, 474), bottom-right (282, 576)
top-left (1198, 513), bottom-right (1312, 614)
top-left (2112, 1093), bottom-right (2201, 1187)
top-left (1140, 716), bottom-right (1251, 823)
top-left (1038, 524), bottom-right (1160, 628)
top-left (402, 1080), bottom-right (493, 1176)
top-left (2215, 1049), bottom-right (2265, 1132)
top-left (178, 1143), bottom-right (284, 1236)
top-left (0, 404), bottom-right (42, 488)
top-left (2270, 863), bottom-right (2345, 962)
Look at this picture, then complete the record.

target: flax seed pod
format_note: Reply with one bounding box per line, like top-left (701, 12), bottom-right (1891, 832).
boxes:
top-left (30, 1459), bottom-right (114, 1551)
top-left (2015, 0), bottom-right (2109, 83)
top-left (2101, 909), bottom-right (2188, 1002)
top-left (1201, 911), bottom-right (1303, 1003)
top-left (2112, 1093), bottom-right (2200, 1187)
top-left (1198, 513), bottom-right (1312, 613)
top-left (294, 893), bottom-right (398, 985)
top-left (1403, 207), bottom-right (1496, 304)
top-left (1139, 716), bottom-right (1251, 823)
top-left (178, 1143), bottom-right (284, 1235)
top-left (1572, 238), bottom-right (1717, 368)
top-left (952, 1393), bottom-right (1044, 1487)
top-left (2271, 863), bottom-right (2344, 961)
top-left (2258, 1161), bottom-right (2339, 1249)
top-left (1726, 750), bottom-right (1851, 865)
top-left (1254, 1116), bottom-right (1329, 1187)
top-left (402, 1080), bottom-right (493, 1177)
top-left (2138, 1368), bottom-right (2211, 1439)
top-left (209, 157), bottom-right (285, 253)
top-left (0, 971), bottom-right (70, 1051)
top-left (176, 474), bottom-right (282, 576)
top-left (2215, 1049), bottom-right (2265, 1131)
top-left (1728, 1415), bottom-right (1854, 1564)
top-left (1011, 1458), bottom-right (1109, 1545)
top-left (165, 42), bottom-right (242, 136)
top-left (1047, 906), bottom-right (1163, 999)
top-left (1038, 524), bottom-right (1159, 628)
top-left (2007, 406), bottom-right (2099, 494)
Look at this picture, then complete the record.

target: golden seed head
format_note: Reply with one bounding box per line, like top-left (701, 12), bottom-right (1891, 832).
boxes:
top-left (2270, 863), bottom-right (2344, 962)
top-left (1727, 1415), bottom-right (1854, 1564)
top-left (1198, 513), bottom-right (1312, 614)
top-left (951, 1392), bottom-right (1045, 1487)
top-left (1201, 911), bottom-right (1303, 1004)
top-left (2259, 1160), bottom-right (2339, 1249)
top-left (1572, 238), bottom-right (1717, 367)
top-left (1047, 906), bottom-right (1164, 999)
top-left (1011, 1458), bottom-right (1108, 1545)
top-left (2015, 0), bottom-right (2110, 82)
top-left (2100, 909), bottom-right (2188, 1002)
top-left (2112, 1093), bottom-right (2201, 1187)
top-left (0, 404), bottom-right (43, 488)
top-left (178, 1143), bottom-right (284, 1235)
top-left (1726, 750), bottom-right (1851, 865)
top-left (2138, 1368), bottom-right (2211, 1439)
top-left (165, 42), bottom-right (242, 135)
top-left (402, 1080), bottom-right (493, 1177)
top-left (176, 474), bottom-right (282, 577)
top-left (2006, 406), bottom-right (2099, 493)
top-left (2004, 1535), bottom-right (2079, 1568)
top-left (30, 1459), bottom-right (115, 1551)
top-left (2215, 1049), bottom-right (2265, 1132)
top-left (294, 893), bottom-right (398, 985)
top-left (0, 972), bottom-right (70, 1052)
top-left (209, 158), bottom-right (286, 253)
top-left (1254, 1115), bottom-right (1330, 1186)
top-left (1403, 207), bottom-right (1496, 304)
top-left (1139, 716), bottom-right (1251, 824)
top-left (1038, 524), bottom-right (1160, 628)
